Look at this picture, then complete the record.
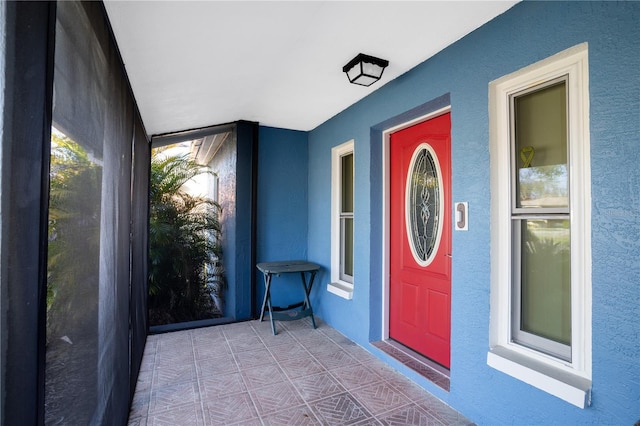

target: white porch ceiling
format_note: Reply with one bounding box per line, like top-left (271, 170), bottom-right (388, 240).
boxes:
top-left (104, 1), bottom-right (518, 135)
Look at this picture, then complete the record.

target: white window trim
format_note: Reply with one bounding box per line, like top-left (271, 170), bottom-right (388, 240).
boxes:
top-left (328, 139), bottom-right (354, 300)
top-left (488, 43), bottom-right (592, 408)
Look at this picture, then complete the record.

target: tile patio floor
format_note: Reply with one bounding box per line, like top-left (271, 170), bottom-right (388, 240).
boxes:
top-left (128, 317), bottom-right (474, 425)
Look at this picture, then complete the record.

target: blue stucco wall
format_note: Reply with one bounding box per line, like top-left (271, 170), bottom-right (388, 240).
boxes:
top-left (256, 126), bottom-right (310, 313)
top-left (306, 1), bottom-right (639, 424)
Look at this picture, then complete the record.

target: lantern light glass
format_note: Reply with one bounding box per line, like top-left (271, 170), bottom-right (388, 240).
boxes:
top-left (343, 53), bottom-right (389, 87)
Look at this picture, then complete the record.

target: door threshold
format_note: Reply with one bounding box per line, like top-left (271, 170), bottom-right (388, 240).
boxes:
top-left (372, 339), bottom-right (450, 391)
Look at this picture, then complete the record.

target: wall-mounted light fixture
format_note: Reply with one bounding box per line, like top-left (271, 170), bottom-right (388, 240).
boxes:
top-left (342, 53), bottom-right (389, 87)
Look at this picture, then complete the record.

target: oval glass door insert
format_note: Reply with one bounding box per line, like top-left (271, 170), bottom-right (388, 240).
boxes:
top-left (405, 143), bottom-right (444, 266)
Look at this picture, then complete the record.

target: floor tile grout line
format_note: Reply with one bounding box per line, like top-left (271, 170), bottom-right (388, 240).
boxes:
top-left (376, 399), bottom-right (447, 426)
top-left (313, 321), bottom-right (449, 425)
top-left (284, 320), bottom-right (402, 425)
top-left (137, 339), bottom-right (156, 424)
top-left (252, 320), bottom-right (353, 425)
top-left (310, 324), bottom-right (395, 402)
top-left (190, 330), bottom-right (209, 426)
top-left (148, 333), bottom-right (200, 418)
top-left (251, 320), bottom-right (324, 424)
top-left (147, 337), bottom-right (164, 420)
top-left (224, 324), bottom-right (264, 425)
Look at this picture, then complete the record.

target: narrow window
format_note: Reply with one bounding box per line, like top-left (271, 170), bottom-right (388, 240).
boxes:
top-left (511, 79), bottom-right (571, 361)
top-left (488, 44), bottom-right (591, 408)
top-left (328, 140), bottom-right (355, 299)
top-left (340, 152), bottom-right (354, 282)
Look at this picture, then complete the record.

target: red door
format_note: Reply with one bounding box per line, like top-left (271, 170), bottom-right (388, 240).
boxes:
top-left (389, 113), bottom-right (451, 368)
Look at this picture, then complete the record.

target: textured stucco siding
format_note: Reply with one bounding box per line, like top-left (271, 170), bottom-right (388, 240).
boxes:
top-left (304, 1), bottom-right (639, 424)
top-left (256, 126), bottom-right (310, 311)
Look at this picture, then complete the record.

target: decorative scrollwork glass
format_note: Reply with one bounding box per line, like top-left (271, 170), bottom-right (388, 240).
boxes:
top-left (406, 144), bottom-right (443, 266)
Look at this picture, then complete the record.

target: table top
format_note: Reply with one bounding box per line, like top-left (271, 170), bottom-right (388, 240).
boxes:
top-left (257, 260), bottom-right (320, 274)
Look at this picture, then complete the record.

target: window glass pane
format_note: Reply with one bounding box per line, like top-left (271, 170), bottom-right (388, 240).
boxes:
top-left (520, 219), bottom-right (571, 345)
top-left (341, 153), bottom-right (354, 213)
top-left (407, 146), bottom-right (441, 264)
top-left (514, 81), bottom-right (568, 209)
top-left (341, 217), bottom-right (354, 279)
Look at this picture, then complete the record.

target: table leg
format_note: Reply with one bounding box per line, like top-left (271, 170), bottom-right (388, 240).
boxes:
top-left (260, 273), bottom-right (278, 334)
top-left (300, 271), bottom-right (317, 329)
top-left (264, 274), bottom-right (278, 335)
top-left (259, 272), bottom-right (271, 321)
top-left (267, 298), bottom-right (277, 335)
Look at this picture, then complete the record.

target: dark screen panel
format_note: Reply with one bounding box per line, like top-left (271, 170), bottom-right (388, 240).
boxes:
top-left (130, 115), bottom-right (150, 402)
top-left (1, 1), bottom-right (147, 423)
top-left (46, 2), bottom-right (145, 424)
top-left (0, 2), bottom-right (55, 424)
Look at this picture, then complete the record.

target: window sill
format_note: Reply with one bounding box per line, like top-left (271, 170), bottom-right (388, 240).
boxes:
top-left (487, 346), bottom-right (591, 408)
top-left (327, 282), bottom-right (353, 300)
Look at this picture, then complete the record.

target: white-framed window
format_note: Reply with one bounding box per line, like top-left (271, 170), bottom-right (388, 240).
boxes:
top-left (327, 140), bottom-right (354, 300)
top-left (487, 43), bottom-right (592, 408)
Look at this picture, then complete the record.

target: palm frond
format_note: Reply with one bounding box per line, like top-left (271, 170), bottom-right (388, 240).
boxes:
top-left (148, 152), bottom-right (224, 324)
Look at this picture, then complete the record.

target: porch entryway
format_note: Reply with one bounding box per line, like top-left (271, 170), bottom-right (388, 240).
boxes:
top-left (128, 319), bottom-right (472, 425)
top-left (379, 103), bottom-right (454, 392)
top-left (389, 112), bottom-right (452, 369)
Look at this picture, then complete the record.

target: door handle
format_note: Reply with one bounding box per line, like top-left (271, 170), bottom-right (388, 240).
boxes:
top-left (445, 253), bottom-right (452, 258)
top-left (454, 202), bottom-right (468, 231)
